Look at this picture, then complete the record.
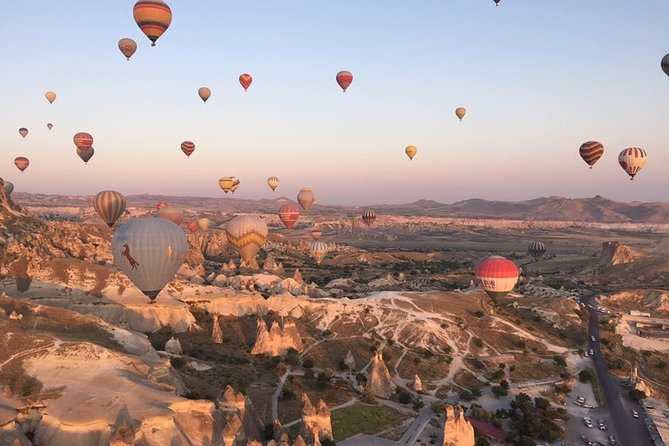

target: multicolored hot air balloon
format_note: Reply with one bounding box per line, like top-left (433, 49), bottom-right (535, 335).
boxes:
top-left (219, 177), bottom-right (240, 194)
top-left (309, 241), bottom-right (329, 266)
top-left (661, 54), bottom-right (669, 77)
top-left (528, 241), bottom-right (546, 261)
top-left (267, 176), bottom-right (280, 192)
top-left (47, 123), bottom-right (53, 131)
top-left (198, 218), bottom-right (211, 231)
top-left (618, 147), bottom-right (647, 180)
top-left (336, 70), bottom-right (353, 92)
top-left (455, 107), bottom-right (466, 121)
top-left (278, 204), bottom-right (300, 229)
top-left (405, 145), bottom-right (417, 160)
top-left (111, 217), bottom-right (188, 302)
top-left (362, 209), bottom-right (377, 226)
top-left (187, 221), bottom-right (199, 233)
top-left (19, 128), bottom-right (28, 138)
top-left (239, 74), bottom-right (253, 91)
top-left (297, 188), bottom-right (315, 211)
top-left (77, 147), bottom-right (95, 164)
top-left (181, 141), bottom-right (195, 158)
top-left (156, 201), bottom-right (168, 211)
top-left (45, 91), bottom-right (57, 104)
top-left (198, 87), bottom-right (211, 103)
top-left (14, 157), bottom-right (29, 172)
top-left (74, 132), bottom-right (94, 151)
top-left (579, 141), bottom-right (604, 169)
top-left (226, 215), bottom-right (268, 265)
top-left (476, 256), bottom-right (519, 302)
top-left (230, 177), bottom-right (240, 193)
top-left (157, 205), bottom-right (183, 225)
top-left (94, 190), bottom-right (127, 228)
top-left (133, 0), bottom-right (172, 47)
top-left (310, 227), bottom-right (323, 240)
top-left (118, 38), bottom-right (138, 60)
top-left (3, 182), bottom-right (14, 195)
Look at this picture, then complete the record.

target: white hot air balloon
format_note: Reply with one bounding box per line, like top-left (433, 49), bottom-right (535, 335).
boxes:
top-left (3, 182), bottom-right (14, 195)
top-left (309, 241), bottom-right (329, 266)
top-left (111, 217), bottom-right (188, 303)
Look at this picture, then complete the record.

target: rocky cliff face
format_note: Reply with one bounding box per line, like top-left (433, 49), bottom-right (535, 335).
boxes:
top-left (251, 317), bottom-right (303, 356)
top-left (600, 241), bottom-right (643, 266)
top-left (217, 385), bottom-right (264, 442)
top-left (443, 405), bottom-right (475, 446)
top-left (366, 351), bottom-right (396, 399)
top-left (299, 394), bottom-right (333, 443)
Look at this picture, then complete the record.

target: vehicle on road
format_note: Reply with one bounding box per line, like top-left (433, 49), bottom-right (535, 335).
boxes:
top-left (584, 417), bottom-right (594, 428)
top-left (591, 335), bottom-right (597, 342)
top-left (589, 348), bottom-right (594, 355)
top-left (598, 420), bottom-right (606, 430)
top-left (608, 434), bottom-right (616, 445)
top-left (579, 434), bottom-right (594, 446)
top-left (577, 396), bottom-right (585, 404)
top-left (633, 410), bottom-right (639, 418)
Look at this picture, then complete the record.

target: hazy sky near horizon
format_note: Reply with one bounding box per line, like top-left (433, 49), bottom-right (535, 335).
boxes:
top-left (1, 1), bottom-right (668, 206)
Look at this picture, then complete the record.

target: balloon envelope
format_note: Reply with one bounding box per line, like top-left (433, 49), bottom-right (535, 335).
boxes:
top-left (14, 157), bottom-right (29, 172)
top-left (77, 147), bottom-right (95, 164)
top-left (618, 147), bottom-right (647, 180)
top-left (3, 182), bottom-right (14, 195)
top-left (239, 73), bottom-right (253, 91)
top-left (309, 241), bottom-right (329, 265)
top-left (297, 188), bottom-right (315, 211)
top-left (19, 128), bottom-right (28, 138)
top-left (579, 141), bottom-right (604, 169)
top-left (198, 87), bottom-right (211, 102)
top-left (455, 107), bottom-right (466, 121)
top-left (362, 209), bottom-right (377, 226)
top-left (219, 177), bottom-right (236, 194)
top-left (156, 201), bottom-right (168, 211)
top-left (198, 218), bottom-right (211, 231)
top-left (157, 205), bottom-right (183, 226)
top-left (476, 256), bottom-right (519, 301)
top-left (45, 91), bottom-right (57, 104)
top-left (94, 190), bottom-right (127, 228)
top-left (336, 70), bottom-right (353, 92)
top-left (74, 132), bottom-right (94, 151)
top-left (111, 217), bottom-right (187, 301)
top-left (528, 241), bottom-right (546, 261)
top-left (226, 215), bottom-right (268, 264)
top-left (310, 227), bottom-right (323, 240)
top-left (133, 0), bottom-right (172, 46)
top-left (661, 53), bottom-right (669, 77)
top-left (405, 145), bottom-right (417, 160)
top-left (181, 141), bottom-right (195, 157)
top-left (118, 38), bottom-right (137, 60)
top-left (187, 221), bottom-right (199, 233)
top-left (267, 176), bottom-right (280, 191)
top-left (278, 204), bottom-right (300, 229)
top-left (47, 123), bottom-right (53, 130)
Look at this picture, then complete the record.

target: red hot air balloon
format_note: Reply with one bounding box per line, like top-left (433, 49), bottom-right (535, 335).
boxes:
top-left (14, 157), bottom-right (30, 172)
top-left (336, 70), bottom-right (353, 92)
top-left (239, 73), bottom-right (253, 91)
top-left (181, 141), bottom-right (195, 158)
top-left (476, 256), bottom-right (519, 303)
top-left (187, 221), bottom-right (199, 233)
top-left (278, 204), bottom-right (300, 229)
top-left (156, 201), bottom-right (168, 211)
top-left (74, 132), bottom-right (94, 151)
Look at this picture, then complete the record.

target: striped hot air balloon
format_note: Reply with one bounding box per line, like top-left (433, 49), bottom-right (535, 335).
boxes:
top-left (73, 132), bottom-right (94, 151)
top-left (18, 128), bottom-right (28, 138)
top-left (528, 241), bottom-right (546, 261)
top-left (230, 177), bottom-right (240, 193)
top-left (157, 205), bottom-right (183, 226)
top-left (297, 188), bottom-right (315, 211)
top-left (336, 70), bottom-right (353, 92)
top-left (476, 256), bottom-right (519, 302)
top-left (133, 0), bottom-right (172, 47)
top-left (226, 215), bottom-right (268, 265)
top-left (181, 141), bottom-right (195, 158)
top-left (267, 176), bottom-right (280, 191)
top-left (278, 204), bottom-right (300, 229)
top-left (362, 209), bottom-right (377, 226)
top-left (579, 141), bottom-right (604, 169)
top-left (14, 157), bottom-right (29, 172)
top-left (239, 74), bottom-right (253, 91)
top-left (94, 190), bottom-right (127, 228)
top-left (118, 38), bottom-right (137, 60)
top-left (309, 241), bottom-right (329, 266)
top-left (618, 147), bottom-right (647, 180)
top-left (77, 147), bottom-right (95, 164)
top-left (405, 145), bottom-right (417, 160)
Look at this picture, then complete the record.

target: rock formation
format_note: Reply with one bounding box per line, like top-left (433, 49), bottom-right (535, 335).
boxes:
top-left (212, 313), bottom-right (223, 344)
top-left (443, 405), bottom-right (475, 446)
top-left (251, 317), bottom-right (303, 356)
top-left (164, 337), bottom-right (183, 355)
top-left (366, 351), bottom-right (396, 399)
top-left (343, 350), bottom-right (356, 371)
top-left (300, 393), bottom-right (333, 443)
top-left (629, 366), bottom-right (652, 397)
top-left (217, 385), bottom-right (264, 442)
top-left (222, 413), bottom-right (243, 445)
top-left (413, 374), bottom-right (423, 393)
top-left (293, 269), bottom-right (304, 284)
top-left (369, 273), bottom-right (398, 288)
top-left (600, 241), bottom-right (643, 266)
top-left (263, 254), bottom-right (283, 273)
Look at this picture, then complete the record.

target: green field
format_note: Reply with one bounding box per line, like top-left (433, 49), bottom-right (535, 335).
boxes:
top-left (331, 403), bottom-right (409, 441)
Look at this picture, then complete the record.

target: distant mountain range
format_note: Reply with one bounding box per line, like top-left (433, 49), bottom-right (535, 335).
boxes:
top-left (13, 193), bottom-right (669, 223)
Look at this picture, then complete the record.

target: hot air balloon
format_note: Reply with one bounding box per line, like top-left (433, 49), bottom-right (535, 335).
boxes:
top-left (198, 218), bottom-right (211, 231)
top-left (528, 241), bottom-right (546, 261)
top-left (310, 227), bottom-right (323, 240)
top-left (579, 141), bottom-right (604, 169)
top-left (230, 177), bottom-right (240, 193)
top-left (198, 87), bottom-right (211, 103)
top-left (133, 0), bottom-right (172, 47)
top-left (93, 190), bottom-right (127, 228)
top-left (309, 241), bottom-right (329, 266)
top-left (156, 201), bottom-right (168, 211)
top-left (297, 188), bottom-right (315, 211)
top-left (14, 157), bottom-right (29, 172)
top-left (239, 73), bottom-right (253, 91)
top-left (77, 147), bottom-right (95, 164)
top-left (218, 177), bottom-right (235, 194)
top-left (73, 132), bottom-right (94, 151)
top-left (118, 38), bottom-right (137, 60)
top-left (493, 0), bottom-right (501, 5)
top-left (267, 176), bottom-right (280, 191)
top-left (405, 145), bottom-right (417, 160)
top-left (111, 217), bottom-right (188, 302)
top-left (187, 221), bottom-right (199, 233)
top-left (157, 205), bottom-right (183, 225)
top-left (476, 256), bottom-right (519, 302)
top-left (45, 91), bottom-right (57, 104)
top-left (3, 182), bottom-right (14, 195)
top-left (181, 141), bottom-right (195, 158)
top-left (47, 123), bottom-right (53, 131)
top-left (618, 147), bottom-right (647, 180)
top-left (362, 209), bottom-right (377, 226)
top-left (661, 54), bottom-right (669, 77)
top-left (18, 128), bottom-right (28, 138)
top-left (336, 70), bottom-right (353, 92)
top-left (226, 215), bottom-right (268, 265)
top-left (278, 204), bottom-right (300, 229)
top-left (455, 107), bottom-right (466, 121)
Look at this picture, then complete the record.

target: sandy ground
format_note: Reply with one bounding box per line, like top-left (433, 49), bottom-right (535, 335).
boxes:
top-left (616, 316), bottom-right (669, 353)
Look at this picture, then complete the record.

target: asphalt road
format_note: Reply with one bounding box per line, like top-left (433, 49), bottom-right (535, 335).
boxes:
top-left (588, 305), bottom-right (653, 446)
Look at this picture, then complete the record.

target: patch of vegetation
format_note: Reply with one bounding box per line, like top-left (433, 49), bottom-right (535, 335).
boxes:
top-left (330, 403), bottom-right (408, 441)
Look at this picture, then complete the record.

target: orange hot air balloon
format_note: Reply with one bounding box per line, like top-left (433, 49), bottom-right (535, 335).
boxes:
top-left (181, 141), bottom-right (195, 158)
top-left (278, 204), bottom-right (300, 229)
top-left (198, 87), bottom-right (211, 103)
top-left (156, 201), bottom-right (168, 211)
top-left (14, 157), bottom-right (30, 172)
top-left (336, 70), bottom-right (353, 92)
top-left (405, 145), bottom-right (417, 160)
top-left (18, 128), bottom-right (28, 138)
top-left (455, 107), bottom-right (466, 121)
top-left (187, 221), bottom-right (199, 233)
top-left (73, 132), bottom-right (94, 151)
top-left (239, 73), bottom-right (253, 91)
top-left (133, 0), bottom-right (172, 47)
top-left (118, 38), bottom-right (138, 60)
top-left (45, 91), bottom-right (57, 104)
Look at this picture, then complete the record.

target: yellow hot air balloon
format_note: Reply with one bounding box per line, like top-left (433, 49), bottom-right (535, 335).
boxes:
top-left (94, 190), bottom-right (127, 228)
top-left (297, 188), bottom-right (315, 211)
top-left (405, 145), bottom-right (417, 160)
top-left (230, 177), bottom-right (240, 193)
top-left (267, 176), bottom-right (280, 191)
top-left (118, 38), bottom-right (138, 60)
top-left (309, 241), bottom-right (329, 266)
top-left (226, 215), bottom-right (268, 265)
top-left (455, 107), bottom-right (466, 121)
top-left (219, 177), bottom-right (235, 194)
top-left (133, 0), bottom-right (172, 47)
top-left (198, 218), bottom-right (211, 231)
top-left (45, 91), bottom-right (57, 104)
top-left (198, 87), bottom-right (211, 103)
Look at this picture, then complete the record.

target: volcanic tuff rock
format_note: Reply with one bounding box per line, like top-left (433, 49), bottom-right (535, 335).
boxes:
top-left (300, 394), bottom-right (333, 442)
top-left (343, 350), bottom-right (356, 370)
top-left (600, 241), bottom-right (644, 266)
top-left (413, 374), bottom-right (423, 393)
top-left (366, 350), bottom-right (396, 399)
top-left (217, 385), bottom-right (264, 442)
top-left (212, 313), bottom-right (223, 344)
top-left (251, 317), bottom-right (304, 356)
top-left (443, 405), bottom-right (475, 446)
top-left (164, 337), bottom-right (183, 355)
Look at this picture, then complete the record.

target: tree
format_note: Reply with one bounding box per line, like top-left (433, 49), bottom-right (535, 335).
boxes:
top-left (492, 385), bottom-right (508, 397)
top-left (629, 389), bottom-right (647, 402)
top-left (500, 379), bottom-right (509, 390)
top-left (534, 397), bottom-right (550, 411)
top-left (302, 358), bottom-right (314, 369)
top-left (553, 355), bottom-right (567, 367)
top-left (579, 369), bottom-right (594, 383)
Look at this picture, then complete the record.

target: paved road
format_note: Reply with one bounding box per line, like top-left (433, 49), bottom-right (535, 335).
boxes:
top-left (587, 304), bottom-right (653, 446)
top-left (397, 406), bottom-right (433, 445)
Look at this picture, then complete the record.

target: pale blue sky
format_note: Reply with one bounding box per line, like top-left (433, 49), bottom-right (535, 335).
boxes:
top-left (1, 1), bottom-right (668, 205)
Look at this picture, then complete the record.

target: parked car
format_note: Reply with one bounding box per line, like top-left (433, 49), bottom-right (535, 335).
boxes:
top-left (632, 410), bottom-right (639, 418)
top-left (598, 420), bottom-right (606, 430)
top-left (591, 336), bottom-right (597, 342)
top-left (589, 348), bottom-right (595, 355)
